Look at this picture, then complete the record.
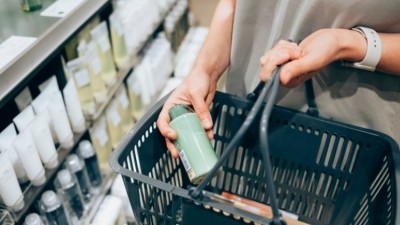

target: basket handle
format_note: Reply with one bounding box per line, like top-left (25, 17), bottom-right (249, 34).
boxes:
top-left (189, 67), bottom-right (286, 225)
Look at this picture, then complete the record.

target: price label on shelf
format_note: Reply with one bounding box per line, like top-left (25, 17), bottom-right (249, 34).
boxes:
top-left (40, 0), bottom-right (86, 18)
top-left (0, 36), bottom-right (37, 71)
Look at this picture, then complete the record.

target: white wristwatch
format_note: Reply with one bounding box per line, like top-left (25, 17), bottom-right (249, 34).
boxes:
top-left (342, 26), bottom-right (382, 72)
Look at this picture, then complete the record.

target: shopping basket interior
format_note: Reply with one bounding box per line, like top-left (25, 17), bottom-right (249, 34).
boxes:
top-left (110, 91), bottom-right (400, 225)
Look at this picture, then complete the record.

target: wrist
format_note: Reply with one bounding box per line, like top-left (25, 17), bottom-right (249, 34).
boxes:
top-left (336, 28), bottom-right (368, 62)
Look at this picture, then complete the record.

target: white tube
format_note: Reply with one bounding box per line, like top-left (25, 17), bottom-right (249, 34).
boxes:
top-left (13, 131), bottom-right (46, 186)
top-left (0, 124), bottom-right (28, 183)
top-left (31, 89), bottom-right (58, 142)
top-left (63, 80), bottom-right (86, 133)
top-left (14, 87), bottom-right (32, 112)
top-left (29, 114), bottom-right (59, 169)
top-left (47, 91), bottom-right (74, 149)
top-left (0, 152), bottom-right (24, 211)
top-left (13, 105), bottom-right (35, 132)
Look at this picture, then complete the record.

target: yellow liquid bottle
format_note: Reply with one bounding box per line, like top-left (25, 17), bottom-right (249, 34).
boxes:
top-left (86, 43), bottom-right (108, 104)
top-left (91, 22), bottom-right (117, 90)
top-left (116, 86), bottom-right (134, 134)
top-left (109, 13), bottom-right (130, 70)
top-left (67, 58), bottom-right (96, 117)
top-left (90, 116), bottom-right (113, 169)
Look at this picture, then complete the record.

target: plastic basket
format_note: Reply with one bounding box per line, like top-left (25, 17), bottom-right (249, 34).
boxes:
top-left (110, 91), bottom-right (400, 225)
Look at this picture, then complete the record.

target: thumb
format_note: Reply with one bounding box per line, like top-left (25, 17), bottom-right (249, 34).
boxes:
top-left (188, 93), bottom-right (213, 130)
top-left (280, 58), bottom-right (311, 86)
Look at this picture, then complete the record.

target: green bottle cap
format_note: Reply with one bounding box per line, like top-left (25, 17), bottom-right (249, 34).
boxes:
top-left (169, 104), bottom-right (190, 120)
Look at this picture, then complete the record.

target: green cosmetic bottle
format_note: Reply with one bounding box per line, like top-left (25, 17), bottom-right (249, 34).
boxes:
top-left (169, 104), bottom-right (220, 185)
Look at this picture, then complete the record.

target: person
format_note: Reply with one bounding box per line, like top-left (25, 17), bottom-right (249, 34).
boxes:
top-left (157, 0), bottom-right (400, 158)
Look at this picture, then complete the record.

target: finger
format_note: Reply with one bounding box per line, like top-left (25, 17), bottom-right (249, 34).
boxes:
top-left (166, 138), bottom-right (179, 158)
top-left (206, 128), bottom-right (214, 140)
top-left (188, 90), bottom-right (213, 130)
top-left (280, 57), bottom-right (316, 87)
top-left (157, 105), bottom-right (177, 140)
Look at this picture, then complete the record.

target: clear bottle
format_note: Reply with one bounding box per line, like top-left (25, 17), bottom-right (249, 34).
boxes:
top-left (56, 169), bottom-right (86, 219)
top-left (77, 140), bottom-right (103, 188)
top-left (116, 86), bottom-right (134, 134)
top-left (40, 190), bottom-right (70, 225)
top-left (89, 116), bottom-right (113, 169)
top-left (65, 154), bottom-right (92, 201)
top-left (67, 57), bottom-right (96, 117)
top-left (169, 104), bottom-right (220, 185)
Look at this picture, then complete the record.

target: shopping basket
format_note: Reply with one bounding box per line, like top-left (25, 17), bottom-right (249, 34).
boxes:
top-left (110, 76), bottom-right (400, 224)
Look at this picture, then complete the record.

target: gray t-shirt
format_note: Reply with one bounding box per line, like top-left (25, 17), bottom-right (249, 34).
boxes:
top-left (226, 0), bottom-right (400, 144)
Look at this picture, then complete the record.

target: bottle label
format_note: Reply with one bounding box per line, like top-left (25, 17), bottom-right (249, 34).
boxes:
top-left (91, 57), bottom-right (102, 75)
top-left (179, 150), bottom-right (195, 180)
top-left (74, 69), bottom-right (90, 87)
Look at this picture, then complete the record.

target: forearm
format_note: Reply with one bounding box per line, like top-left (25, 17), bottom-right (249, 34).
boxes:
top-left (336, 29), bottom-right (400, 75)
top-left (191, 0), bottom-right (235, 83)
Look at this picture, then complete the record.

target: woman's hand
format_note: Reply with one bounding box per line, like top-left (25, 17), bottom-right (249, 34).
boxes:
top-left (157, 70), bottom-right (217, 158)
top-left (259, 29), bottom-right (367, 87)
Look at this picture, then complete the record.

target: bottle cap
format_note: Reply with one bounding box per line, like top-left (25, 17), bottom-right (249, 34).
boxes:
top-left (13, 198), bottom-right (25, 212)
top-left (78, 140), bottom-right (95, 158)
top-left (168, 104), bottom-right (190, 120)
top-left (31, 169), bottom-right (46, 186)
top-left (44, 154), bottom-right (59, 169)
top-left (24, 213), bottom-right (43, 225)
top-left (65, 154), bottom-right (83, 172)
top-left (41, 191), bottom-right (60, 209)
top-left (57, 169), bottom-right (73, 189)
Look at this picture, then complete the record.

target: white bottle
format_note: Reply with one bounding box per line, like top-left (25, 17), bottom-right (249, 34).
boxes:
top-left (0, 124), bottom-right (28, 183)
top-left (29, 114), bottom-right (59, 169)
top-left (47, 91), bottom-right (74, 149)
top-left (13, 105), bottom-right (35, 132)
top-left (13, 131), bottom-right (46, 186)
top-left (63, 80), bottom-right (86, 133)
top-left (0, 152), bottom-right (24, 211)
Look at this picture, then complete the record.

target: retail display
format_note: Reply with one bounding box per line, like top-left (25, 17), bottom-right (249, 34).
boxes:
top-left (0, 0), bottom-right (198, 223)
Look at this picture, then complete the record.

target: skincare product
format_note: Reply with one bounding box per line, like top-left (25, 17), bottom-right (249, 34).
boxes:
top-left (13, 105), bottom-right (35, 132)
top-left (65, 154), bottom-right (92, 201)
top-left (90, 22), bottom-right (117, 89)
top-left (47, 91), bottom-right (74, 148)
top-left (31, 88), bottom-right (58, 142)
top-left (63, 80), bottom-right (86, 133)
top-left (126, 70), bottom-right (146, 121)
top-left (56, 169), bottom-right (85, 219)
top-left (0, 152), bottom-right (24, 212)
top-left (40, 190), bottom-right (70, 225)
top-left (89, 116), bottom-right (112, 169)
top-left (21, 0), bottom-right (42, 12)
top-left (86, 42), bottom-right (108, 104)
top-left (116, 86), bottom-right (134, 134)
top-left (77, 140), bottom-right (102, 188)
top-left (0, 124), bottom-right (27, 183)
top-left (13, 131), bottom-right (46, 186)
top-left (23, 213), bottom-right (44, 225)
top-left (109, 13), bottom-right (130, 69)
top-left (105, 100), bottom-right (123, 148)
top-left (169, 104), bottom-right (219, 184)
top-left (29, 114), bottom-right (59, 169)
top-left (67, 57), bottom-right (96, 117)
top-left (14, 87), bottom-right (32, 111)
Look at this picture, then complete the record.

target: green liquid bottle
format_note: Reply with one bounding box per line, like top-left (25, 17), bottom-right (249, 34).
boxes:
top-left (169, 104), bottom-right (220, 185)
top-left (21, 0), bottom-right (42, 12)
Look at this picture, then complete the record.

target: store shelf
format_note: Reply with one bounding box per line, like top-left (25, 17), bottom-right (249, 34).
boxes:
top-left (5, 132), bottom-right (86, 223)
top-left (0, 0), bottom-right (110, 106)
